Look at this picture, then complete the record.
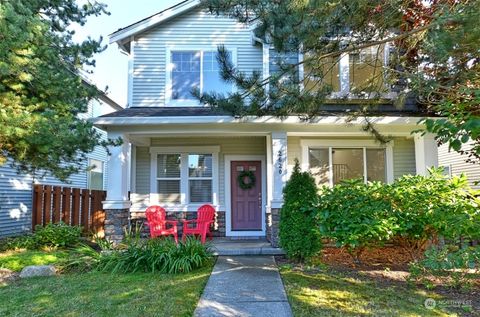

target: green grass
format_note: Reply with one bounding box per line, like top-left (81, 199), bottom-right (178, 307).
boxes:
top-left (0, 248), bottom-right (213, 316)
top-left (0, 266), bottom-right (212, 317)
top-left (0, 249), bottom-right (70, 272)
top-left (280, 268), bottom-right (456, 317)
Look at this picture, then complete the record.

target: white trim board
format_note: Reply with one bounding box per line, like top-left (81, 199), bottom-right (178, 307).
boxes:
top-left (149, 145), bottom-right (220, 209)
top-left (224, 155), bottom-right (267, 237)
top-left (92, 115), bottom-right (427, 127)
top-left (164, 46), bottom-right (238, 107)
top-left (109, 0), bottom-right (201, 45)
top-left (300, 139), bottom-right (395, 184)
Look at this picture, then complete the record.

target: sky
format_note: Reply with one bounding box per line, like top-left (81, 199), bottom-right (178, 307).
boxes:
top-left (72, 0), bottom-right (181, 106)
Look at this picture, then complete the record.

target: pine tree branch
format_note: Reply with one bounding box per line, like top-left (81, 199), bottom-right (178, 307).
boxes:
top-left (236, 23), bottom-right (437, 100)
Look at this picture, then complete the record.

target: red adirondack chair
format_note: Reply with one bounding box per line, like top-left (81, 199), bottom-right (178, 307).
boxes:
top-left (182, 204), bottom-right (215, 244)
top-left (145, 206), bottom-right (178, 243)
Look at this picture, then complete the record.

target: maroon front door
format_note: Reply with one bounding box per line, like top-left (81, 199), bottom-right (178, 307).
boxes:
top-left (231, 161), bottom-right (262, 231)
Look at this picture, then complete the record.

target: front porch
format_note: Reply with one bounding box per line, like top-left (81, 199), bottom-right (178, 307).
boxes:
top-left (96, 115), bottom-right (439, 246)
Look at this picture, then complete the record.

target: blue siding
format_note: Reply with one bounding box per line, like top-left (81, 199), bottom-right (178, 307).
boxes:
top-left (132, 8), bottom-right (263, 107)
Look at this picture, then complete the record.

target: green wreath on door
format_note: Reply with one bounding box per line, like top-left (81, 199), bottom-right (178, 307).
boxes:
top-left (237, 170), bottom-right (256, 190)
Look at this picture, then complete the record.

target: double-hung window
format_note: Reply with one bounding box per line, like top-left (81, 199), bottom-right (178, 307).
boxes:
top-left (188, 154), bottom-right (213, 203)
top-left (168, 48), bottom-right (234, 105)
top-left (156, 154), bottom-right (181, 203)
top-left (302, 140), bottom-right (393, 187)
top-left (151, 147), bottom-right (219, 209)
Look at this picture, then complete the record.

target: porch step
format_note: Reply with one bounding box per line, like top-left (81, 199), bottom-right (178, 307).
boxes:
top-left (209, 238), bottom-right (286, 256)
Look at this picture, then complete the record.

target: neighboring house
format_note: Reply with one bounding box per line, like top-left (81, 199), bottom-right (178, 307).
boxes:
top-left (0, 90), bottom-right (122, 237)
top-left (94, 0), bottom-right (439, 246)
top-left (438, 141), bottom-right (480, 189)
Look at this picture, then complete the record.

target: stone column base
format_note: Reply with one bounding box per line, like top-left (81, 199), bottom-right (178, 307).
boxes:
top-left (266, 208), bottom-right (280, 248)
top-left (104, 209), bottom-right (129, 244)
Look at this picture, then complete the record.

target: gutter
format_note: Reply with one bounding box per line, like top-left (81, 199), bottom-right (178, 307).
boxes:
top-left (91, 115), bottom-right (426, 127)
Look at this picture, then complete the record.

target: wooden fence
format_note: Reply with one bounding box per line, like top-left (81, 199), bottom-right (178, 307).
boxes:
top-left (32, 184), bottom-right (106, 236)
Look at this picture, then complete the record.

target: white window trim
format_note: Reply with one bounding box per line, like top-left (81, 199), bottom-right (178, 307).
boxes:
top-left (300, 139), bottom-right (394, 184)
top-left (303, 42), bottom-right (397, 99)
top-left (87, 158), bottom-right (105, 190)
top-left (149, 146), bottom-right (220, 211)
top-left (165, 45), bottom-right (238, 107)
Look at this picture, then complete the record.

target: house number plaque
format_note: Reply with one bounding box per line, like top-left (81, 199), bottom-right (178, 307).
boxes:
top-left (277, 149), bottom-right (284, 174)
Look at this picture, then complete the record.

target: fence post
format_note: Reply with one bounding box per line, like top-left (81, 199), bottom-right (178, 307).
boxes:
top-left (52, 186), bottom-right (62, 223)
top-left (32, 185), bottom-right (43, 231)
top-left (43, 186), bottom-right (52, 225)
top-left (81, 189), bottom-right (90, 233)
top-left (62, 187), bottom-right (72, 225)
top-left (72, 188), bottom-right (81, 226)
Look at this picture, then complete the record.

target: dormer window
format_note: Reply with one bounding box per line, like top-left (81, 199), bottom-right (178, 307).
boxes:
top-left (167, 48), bottom-right (235, 106)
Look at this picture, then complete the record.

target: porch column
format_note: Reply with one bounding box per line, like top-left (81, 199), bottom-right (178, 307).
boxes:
top-left (266, 132), bottom-right (287, 247)
top-left (103, 132), bottom-right (132, 243)
top-left (414, 133), bottom-right (439, 176)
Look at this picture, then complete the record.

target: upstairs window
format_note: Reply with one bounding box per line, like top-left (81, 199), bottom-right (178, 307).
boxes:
top-left (169, 49), bottom-right (233, 104)
top-left (349, 45), bottom-right (386, 92)
top-left (303, 44), bottom-right (389, 96)
top-left (171, 52), bottom-right (200, 100)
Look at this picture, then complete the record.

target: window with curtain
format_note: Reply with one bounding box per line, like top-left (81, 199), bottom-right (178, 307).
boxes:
top-left (157, 154), bottom-right (181, 203)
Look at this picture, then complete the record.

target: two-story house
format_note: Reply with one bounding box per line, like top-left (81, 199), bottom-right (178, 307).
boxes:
top-left (94, 0), bottom-right (438, 246)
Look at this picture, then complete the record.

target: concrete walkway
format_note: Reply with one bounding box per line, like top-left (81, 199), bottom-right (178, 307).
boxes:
top-left (210, 238), bottom-right (285, 256)
top-left (194, 256), bottom-right (293, 317)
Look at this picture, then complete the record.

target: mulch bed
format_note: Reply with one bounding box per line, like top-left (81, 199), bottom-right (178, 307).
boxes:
top-left (276, 246), bottom-right (480, 317)
top-left (322, 246), bottom-right (412, 270)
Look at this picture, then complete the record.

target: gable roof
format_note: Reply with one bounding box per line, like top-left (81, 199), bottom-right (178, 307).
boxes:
top-left (109, 0), bottom-right (200, 50)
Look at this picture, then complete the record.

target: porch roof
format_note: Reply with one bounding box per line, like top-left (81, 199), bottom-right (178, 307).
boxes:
top-left (92, 107), bottom-right (434, 138)
top-left (98, 105), bottom-right (431, 119)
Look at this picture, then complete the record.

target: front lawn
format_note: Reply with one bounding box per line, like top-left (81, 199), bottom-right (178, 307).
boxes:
top-left (0, 264), bottom-right (212, 317)
top-left (0, 247), bottom-right (213, 316)
top-left (0, 249), bottom-right (70, 272)
top-left (280, 267), bottom-right (459, 317)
